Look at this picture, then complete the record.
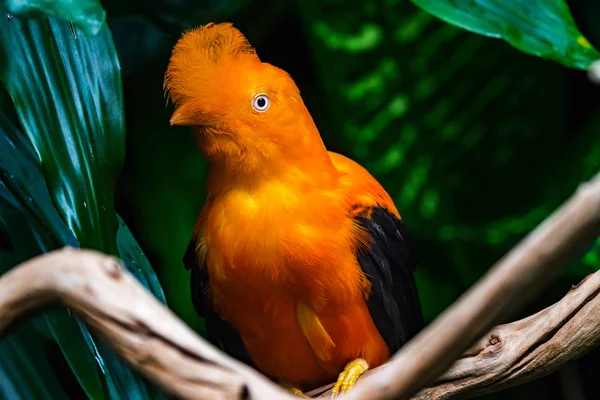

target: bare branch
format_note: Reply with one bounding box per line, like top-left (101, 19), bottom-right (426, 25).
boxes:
top-left (307, 270), bottom-right (600, 398)
top-left (0, 248), bottom-right (295, 400)
top-left (0, 171), bottom-right (599, 400)
top-left (340, 171), bottom-right (600, 400)
top-left (413, 269), bottom-right (600, 399)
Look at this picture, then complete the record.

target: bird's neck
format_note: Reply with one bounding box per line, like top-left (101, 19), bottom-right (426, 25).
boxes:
top-left (206, 153), bottom-right (338, 197)
top-left (196, 123), bottom-right (339, 197)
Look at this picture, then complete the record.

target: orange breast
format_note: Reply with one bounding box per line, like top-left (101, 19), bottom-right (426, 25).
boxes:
top-left (201, 186), bottom-right (390, 388)
top-left (208, 258), bottom-right (390, 388)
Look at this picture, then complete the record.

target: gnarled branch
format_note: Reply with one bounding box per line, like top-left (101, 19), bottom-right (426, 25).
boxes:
top-left (308, 270), bottom-right (600, 398)
top-left (342, 172), bottom-right (600, 400)
top-left (0, 171), bottom-right (600, 400)
top-left (0, 248), bottom-right (293, 400)
top-left (414, 269), bottom-right (600, 399)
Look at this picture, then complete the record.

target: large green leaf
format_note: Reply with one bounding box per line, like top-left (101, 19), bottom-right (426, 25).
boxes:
top-left (0, 113), bottom-right (106, 399)
top-left (410, 0), bottom-right (600, 69)
top-left (0, 114), bottom-right (77, 252)
top-left (0, 12), bottom-right (123, 256)
top-left (0, 9), bottom-right (166, 400)
top-left (0, 326), bottom-right (70, 400)
top-left (2, 0), bottom-right (106, 35)
top-left (0, 111), bottom-right (166, 400)
top-left (117, 215), bottom-right (167, 304)
top-left (0, 99), bottom-right (165, 400)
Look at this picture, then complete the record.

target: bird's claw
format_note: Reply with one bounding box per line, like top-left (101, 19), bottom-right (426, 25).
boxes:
top-left (330, 358), bottom-right (369, 398)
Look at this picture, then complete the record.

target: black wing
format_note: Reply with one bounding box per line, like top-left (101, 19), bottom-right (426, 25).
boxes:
top-left (183, 237), bottom-right (255, 366)
top-left (354, 206), bottom-right (424, 354)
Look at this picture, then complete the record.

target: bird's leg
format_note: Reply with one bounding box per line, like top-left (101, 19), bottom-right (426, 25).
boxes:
top-left (280, 382), bottom-right (309, 398)
top-left (330, 358), bottom-right (369, 398)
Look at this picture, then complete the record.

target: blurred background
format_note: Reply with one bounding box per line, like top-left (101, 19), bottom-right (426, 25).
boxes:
top-left (3, 0), bottom-right (600, 399)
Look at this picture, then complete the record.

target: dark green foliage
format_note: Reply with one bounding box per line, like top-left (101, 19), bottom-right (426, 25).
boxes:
top-left (297, 0), bottom-right (600, 320)
top-left (0, 107), bottom-right (106, 400)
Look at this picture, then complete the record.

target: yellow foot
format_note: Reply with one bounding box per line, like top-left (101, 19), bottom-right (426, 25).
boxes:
top-left (330, 358), bottom-right (369, 398)
top-left (280, 382), bottom-right (309, 398)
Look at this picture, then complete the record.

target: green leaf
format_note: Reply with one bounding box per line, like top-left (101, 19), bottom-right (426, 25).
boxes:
top-left (2, 0), bottom-right (106, 36)
top-left (117, 215), bottom-right (167, 304)
top-left (0, 113), bottom-right (106, 399)
top-left (0, 326), bottom-right (70, 400)
top-left (410, 0), bottom-right (600, 69)
top-left (0, 11), bottom-right (123, 256)
top-left (0, 116), bottom-right (78, 252)
top-left (0, 10), bottom-right (166, 399)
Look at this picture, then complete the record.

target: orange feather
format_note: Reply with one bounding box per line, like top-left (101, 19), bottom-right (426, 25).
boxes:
top-left (166, 22), bottom-right (407, 388)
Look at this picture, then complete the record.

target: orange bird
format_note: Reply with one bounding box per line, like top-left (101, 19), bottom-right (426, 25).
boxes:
top-left (165, 22), bottom-right (423, 396)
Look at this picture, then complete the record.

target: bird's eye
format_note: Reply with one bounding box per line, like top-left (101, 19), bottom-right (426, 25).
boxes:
top-left (252, 94), bottom-right (270, 112)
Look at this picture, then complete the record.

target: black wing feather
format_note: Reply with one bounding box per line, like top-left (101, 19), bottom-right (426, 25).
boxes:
top-left (183, 238), bottom-right (255, 367)
top-left (354, 206), bottom-right (424, 354)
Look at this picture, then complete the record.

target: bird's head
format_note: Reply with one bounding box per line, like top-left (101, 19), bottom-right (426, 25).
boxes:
top-left (164, 22), bottom-right (325, 172)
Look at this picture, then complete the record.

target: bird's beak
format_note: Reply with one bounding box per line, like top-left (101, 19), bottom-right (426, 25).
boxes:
top-left (170, 103), bottom-right (201, 126)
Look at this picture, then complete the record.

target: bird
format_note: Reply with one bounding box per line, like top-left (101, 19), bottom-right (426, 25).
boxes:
top-left (164, 22), bottom-right (424, 397)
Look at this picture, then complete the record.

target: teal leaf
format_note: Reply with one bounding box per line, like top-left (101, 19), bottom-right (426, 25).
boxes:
top-left (0, 11), bottom-right (123, 257)
top-left (117, 215), bottom-right (168, 304)
top-left (410, 0), bottom-right (600, 69)
top-left (0, 114), bottom-right (77, 251)
top-left (0, 10), bottom-right (166, 400)
top-left (0, 326), bottom-right (70, 400)
top-left (2, 0), bottom-right (106, 36)
top-left (0, 113), bottom-right (106, 400)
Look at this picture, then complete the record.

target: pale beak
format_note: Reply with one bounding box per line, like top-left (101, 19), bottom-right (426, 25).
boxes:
top-left (169, 103), bottom-right (202, 126)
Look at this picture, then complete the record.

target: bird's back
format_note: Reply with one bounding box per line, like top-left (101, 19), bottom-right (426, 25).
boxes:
top-left (327, 151), bottom-right (399, 216)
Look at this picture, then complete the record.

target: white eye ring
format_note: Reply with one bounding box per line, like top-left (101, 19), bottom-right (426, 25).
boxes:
top-left (252, 94), bottom-right (270, 112)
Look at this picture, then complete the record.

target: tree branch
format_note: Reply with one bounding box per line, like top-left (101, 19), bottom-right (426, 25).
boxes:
top-left (0, 248), bottom-right (295, 400)
top-left (307, 269), bottom-right (600, 398)
top-left (0, 171), bottom-right (599, 400)
top-left (413, 269), bottom-right (600, 399)
top-left (341, 172), bottom-right (600, 400)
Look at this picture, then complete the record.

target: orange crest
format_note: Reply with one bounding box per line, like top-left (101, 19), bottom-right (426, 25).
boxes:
top-left (164, 22), bottom-right (261, 124)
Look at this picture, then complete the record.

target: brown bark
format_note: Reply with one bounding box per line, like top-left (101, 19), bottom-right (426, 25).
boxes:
top-left (307, 270), bottom-right (600, 398)
top-left (413, 269), bottom-right (600, 399)
top-left (339, 172), bottom-right (600, 400)
top-left (0, 248), bottom-right (293, 400)
top-left (1, 171), bottom-right (600, 400)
